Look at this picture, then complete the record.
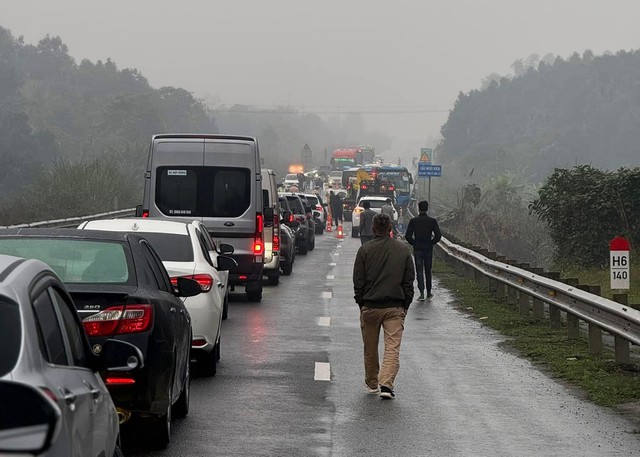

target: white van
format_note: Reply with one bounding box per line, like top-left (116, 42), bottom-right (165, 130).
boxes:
top-left (138, 134), bottom-right (266, 302)
top-left (261, 169), bottom-right (280, 285)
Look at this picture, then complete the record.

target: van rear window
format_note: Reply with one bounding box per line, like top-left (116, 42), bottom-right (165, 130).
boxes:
top-left (156, 167), bottom-right (251, 218)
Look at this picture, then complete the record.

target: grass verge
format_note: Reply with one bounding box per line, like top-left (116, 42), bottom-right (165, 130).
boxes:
top-left (558, 263), bottom-right (640, 306)
top-left (433, 257), bottom-right (640, 410)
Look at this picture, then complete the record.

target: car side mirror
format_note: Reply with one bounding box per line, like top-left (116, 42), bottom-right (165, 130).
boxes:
top-left (99, 339), bottom-right (144, 371)
top-left (175, 277), bottom-right (201, 298)
top-left (218, 243), bottom-right (234, 255)
top-left (0, 381), bottom-right (60, 455)
top-left (264, 207), bottom-right (274, 221)
top-left (216, 256), bottom-right (238, 272)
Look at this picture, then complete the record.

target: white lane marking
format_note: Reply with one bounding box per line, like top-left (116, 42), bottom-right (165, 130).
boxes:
top-left (329, 262), bottom-right (337, 266)
top-left (314, 362), bottom-right (331, 381)
top-left (321, 291), bottom-right (332, 299)
top-left (318, 317), bottom-right (331, 326)
top-left (326, 275), bottom-right (335, 280)
top-left (336, 245), bottom-right (343, 248)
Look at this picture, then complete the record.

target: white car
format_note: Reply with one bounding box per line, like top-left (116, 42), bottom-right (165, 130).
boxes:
top-left (283, 173), bottom-right (300, 191)
top-left (351, 196), bottom-right (398, 237)
top-left (78, 218), bottom-right (237, 376)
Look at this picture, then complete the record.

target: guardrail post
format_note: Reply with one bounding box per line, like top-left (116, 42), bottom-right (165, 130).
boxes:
top-left (518, 286), bottom-right (530, 315)
top-left (564, 278), bottom-right (580, 340)
top-left (613, 294), bottom-right (631, 364)
top-left (487, 252), bottom-right (498, 293)
top-left (532, 268), bottom-right (545, 318)
top-left (496, 256), bottom-right (508, 301)
top-left (546, 272), bottom-right (562, 327)
top-left (584, 285), bottom-right (603, 355)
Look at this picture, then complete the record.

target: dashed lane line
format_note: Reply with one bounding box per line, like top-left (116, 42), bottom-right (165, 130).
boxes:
top-left (318, 317), bottom-right (331, 326)
top-left (326, 275), bottom-right (335, 280)
top-left (314, 362), bottom-right (331, 381)
top-left (321, 291), bottom-right (332, 299)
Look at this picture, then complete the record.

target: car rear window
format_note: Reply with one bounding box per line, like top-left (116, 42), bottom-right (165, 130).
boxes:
top-left (0, 239), bottom-right (134, 284)
top-left (305, 196), bottom-right (319, 206)
top-left (0, 298), bottom-right (21, 377)
top-left (156, 166), bottom-right (251, 218)
top-left (363, 200), bottom-right (386, 209)
top-left (286, 196), bottom-right (304, 214)
top-left (136, 233), bottom-right (194, 262)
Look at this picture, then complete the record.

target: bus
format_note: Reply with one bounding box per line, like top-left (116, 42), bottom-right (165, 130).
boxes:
top-left (356, 145), bottom-right (376, 165)
top-left (361, 164), bottom-right (413, 206)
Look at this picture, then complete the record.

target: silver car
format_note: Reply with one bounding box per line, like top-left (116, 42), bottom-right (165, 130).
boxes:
top-left (0, 254), bottom-right (143, 456)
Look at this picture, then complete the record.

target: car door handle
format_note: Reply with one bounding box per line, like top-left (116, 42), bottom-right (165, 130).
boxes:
top-left (170, 307), bottom-right (177, 313)
top-left (61, 388), bottom-right (76, 411)
top-left (83, 380), bottom-right (101, 401)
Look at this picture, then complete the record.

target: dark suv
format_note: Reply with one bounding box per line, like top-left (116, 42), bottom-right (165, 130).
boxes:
top-left (279, 193), bottom-right (315, 254)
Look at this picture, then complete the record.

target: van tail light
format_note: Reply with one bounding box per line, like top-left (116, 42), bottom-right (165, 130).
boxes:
top-left (273, 233), bottom-right (280, 251)
top-left (254, 213), bottom-right (264, 255)
top-left (83, 305), bottom-right (153, 336)
top-left (142, 210), bottom-right (149, 218)
top-left (171, 274), bottom-right (213, 292)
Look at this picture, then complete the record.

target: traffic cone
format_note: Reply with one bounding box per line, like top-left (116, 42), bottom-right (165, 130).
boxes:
top-left (336, 224), bottom-right (344, 239)
top-left (326, 212), bottom-right (333, 232)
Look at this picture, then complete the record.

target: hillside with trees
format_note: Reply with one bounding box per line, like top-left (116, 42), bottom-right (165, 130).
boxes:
top-left (438, 50), bottom-right (640, 185)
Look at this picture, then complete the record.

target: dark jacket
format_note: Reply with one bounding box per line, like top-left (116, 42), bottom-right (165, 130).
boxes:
top-left (359, 209), bottom-right (376, 236)
top-left (406, 213), bottom-right (441, 251)
top-left (353, 236), bottom-right (416, 309)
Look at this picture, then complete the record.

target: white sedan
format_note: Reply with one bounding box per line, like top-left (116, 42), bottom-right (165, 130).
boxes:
top-left (351, 196), bottom-right (398, 237)
top-left (78, 218), bottom-right (236, 376)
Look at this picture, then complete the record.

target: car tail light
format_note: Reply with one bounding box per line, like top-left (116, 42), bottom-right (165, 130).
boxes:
top-left (105, 378), bottom-right (136, 385)
top-left (273, 233), bottom-right (280, 251)
top-left (83, 305), bottom-right (153, 336)
top-left (288, 214), bottom-right (294, 223)
top-left (315, 204), bottom-right (322, 211)
top-left (389, 186), bottom-right (395, 191)
top-left (142, 210), bottom-right (149, 218)
top-left (254, 213), bottom-right (264, 255)
top-left (239, 275), bottom-right (248, 280)
top-left (355, 208), bottom-right (364, 214)
top-left (171, 274), bottom-right (213, 292)
top-left (192, 338), bottom-right (207, 347)
top-left (361, 184), bottom-right (367, 190)
top-left (40, 387), bottom-right (58, 402)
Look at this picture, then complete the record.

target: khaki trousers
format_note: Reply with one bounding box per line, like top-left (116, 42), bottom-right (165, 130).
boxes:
top-left (360, 306), bottom-right (406, 390)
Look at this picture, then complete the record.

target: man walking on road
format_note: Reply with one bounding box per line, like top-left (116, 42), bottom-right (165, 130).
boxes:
top-left (405, 200), bottom-right (441, 300)
top-left (353, 213), bottom-right (415, 399)
top-left (358, 200), bottom-right (376, 245)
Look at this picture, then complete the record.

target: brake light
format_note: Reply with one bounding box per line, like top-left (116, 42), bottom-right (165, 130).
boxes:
top-left (316, 204), bottom-right (322, 211)
top-left (83, 305), bottom-right (153, 336)
top-left (142, 210), bottom-right (149, 218)
top-left (361, 184), bottom-right (367, 190)
top-left (171, 274), bottom-right (213, 292)
top-left (289, 214), bottom-right (294, 223)
top-left (389, 186), bottom-right (395, 191)
top-left (105, 378), bottom-right (136, 385)
top-left (239, 275), bottom-right (248, 280)
top-left (273, 233), bottom-right (280, 251)
top-left (254, 214), bottom-right (264, 255)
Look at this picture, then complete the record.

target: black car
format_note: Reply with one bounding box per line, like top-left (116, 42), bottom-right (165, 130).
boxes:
top-left (0, 228), bottom-right (200, 449)
top-left (279, 193), bottom-right (315, 254)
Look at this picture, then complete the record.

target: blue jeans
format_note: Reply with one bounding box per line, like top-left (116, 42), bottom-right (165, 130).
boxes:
top-left (414, 249), bottom-right (433, 295)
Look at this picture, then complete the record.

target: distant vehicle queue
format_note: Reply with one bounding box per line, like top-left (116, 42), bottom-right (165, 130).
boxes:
top-left (0, 134), bottom-right (336, 455)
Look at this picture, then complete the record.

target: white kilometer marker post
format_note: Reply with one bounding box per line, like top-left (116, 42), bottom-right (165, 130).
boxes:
top-left (610, 236), bottom-right (631, 290)
top-left (321, 291), bottom-right (332, 299)
top-left (314, 362), bottom-right (331, 381)
top-left (318, 317), bottom-right (331, 326)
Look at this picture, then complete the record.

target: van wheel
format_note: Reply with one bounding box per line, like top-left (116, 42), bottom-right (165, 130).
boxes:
top-left (246, 281), bottom-right (263, 302)
top-left (173, 360), bottom-right (191, 416)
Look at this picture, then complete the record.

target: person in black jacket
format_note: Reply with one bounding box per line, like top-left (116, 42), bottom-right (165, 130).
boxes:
top-left (405, 200), bottom-right (441, 300)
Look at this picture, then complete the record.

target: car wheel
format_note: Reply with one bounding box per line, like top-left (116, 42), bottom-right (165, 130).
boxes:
top-left (281, 261), bottom-right (292, 275)
top-left (267, 270), bottom-right (280, 286)
top-left (199, 346), bottom-right (217, 377)
top-left (222, 292), bottom-right (229, 320)
top-left (298, 241), bottom-right (308, 255)
top-left (246, 281), bottom-right (263, 302)
top-left (172, 360), bottom-right (190, 418)
top-left (147, 405), bottom-right (171, 449)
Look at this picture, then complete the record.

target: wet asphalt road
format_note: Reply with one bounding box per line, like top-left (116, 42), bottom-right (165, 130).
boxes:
top-left (126, 228), bottom-right (640, 457)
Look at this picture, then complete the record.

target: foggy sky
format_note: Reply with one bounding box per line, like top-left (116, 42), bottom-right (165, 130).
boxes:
top-left (2, 0), bottom-right (640, 155)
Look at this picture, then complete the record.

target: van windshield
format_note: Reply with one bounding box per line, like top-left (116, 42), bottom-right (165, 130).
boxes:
top-left (156, 166), bottom-right (251, 218)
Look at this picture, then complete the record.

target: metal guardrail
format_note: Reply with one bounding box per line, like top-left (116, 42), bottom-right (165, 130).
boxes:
top-left (0, 208), bottom-right (137, 229)
top-left (436, 237), bottom-right (640, 363)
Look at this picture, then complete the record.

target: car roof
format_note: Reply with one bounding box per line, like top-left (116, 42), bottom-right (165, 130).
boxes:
top-left (359, 196), bottom-right (391, 201)
top-left (80, 218), bottom-right (191, 236)
top-left (0, 227), bottom-right (135, 241)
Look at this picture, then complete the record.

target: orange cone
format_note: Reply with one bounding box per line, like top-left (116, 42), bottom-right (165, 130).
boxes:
top-left (326, 212), bottom-right (333, 232)
top-left (336, 224), bottom-right (344, 239)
